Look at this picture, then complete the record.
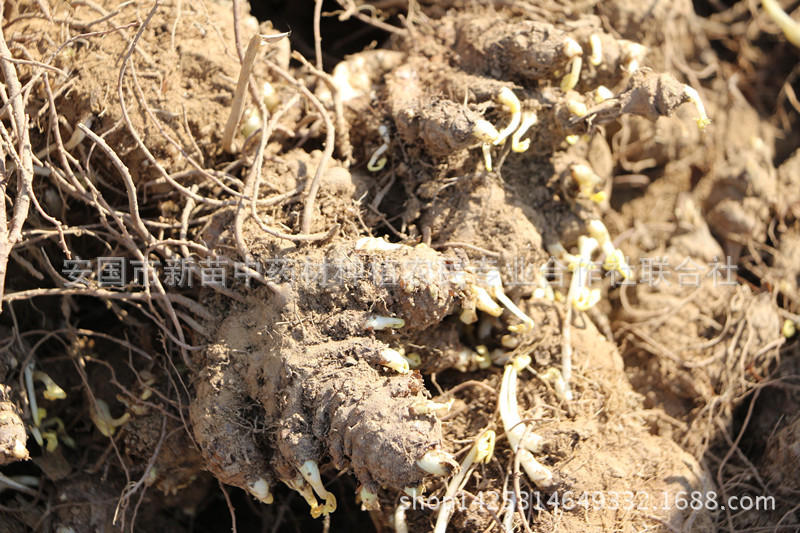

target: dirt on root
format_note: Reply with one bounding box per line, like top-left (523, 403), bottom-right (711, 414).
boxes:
top-left (1, 0), bottom-right (799, 532)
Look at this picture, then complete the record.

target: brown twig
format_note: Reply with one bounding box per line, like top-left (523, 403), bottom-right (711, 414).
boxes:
top-left (0, 21), bottom-right (35, 314)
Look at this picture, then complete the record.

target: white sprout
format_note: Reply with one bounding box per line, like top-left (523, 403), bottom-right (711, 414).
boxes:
top-left (485, 270), bottom-right (535, 333)
top-left (367, 125), bottom-right (391, 171)
top-left (567, 236), bottom-right (599, 311)
top-left (589, 34), bottom-right (603, 66)
top-left (587, 219), bottom-right (632, 279)
top-left (262, 81), bottom-right (280, 112)
top-left (240, 108), bottom-right (262, 139)
top-left (565, 134), bottom-right (580, 145)
top-left (502, 490), bottom-right (516, 531)
top-left (359, 486), bottom-right (379, 511)
top-left (499, 356), bottom-right (553, 486)
top-left (762, 0), bottom-right (800, 47)
top-left (470, 285), bottom-right (504, 317)
top-left (379, 349), bottom-right (410, 374)
top-left (472, 119), bottom-right (500, 143)
top-left (558, 236), bottom-right (600, 401)
top-left (683, 85), bottom-right (711, 130)
top-left (433, 430), bottom-right (496, 533)
top-left (563, 37), bottom-right (583, 58)
top-left (394, 500), bottom-right (411, 533)
top-left (90, 399), bottom-right (131, 437)
top-left (560, 55), bottom-right (583, 92)
top-left (546, 241), bottom-right (579, 266)
top-left (594, 85), bottom-right (614, 104)
top-left (365, 315), bottom-right (405, 330)
top-left (538, 367), bottom-right (570, 402)
top-left (511, 111), bottom-right (537, 152)
top-left (501, 334), bottom-right (520, 349)
top-left (459, 299), bottom-right (478, 324)
top-left (472, 119), bottom-right (500, 172)
top-left (453, 349), bottom-right (474, 372)
top-left (566, 98), bottom-right (588, 117)
top-left (248, 478), bottom-right (273, 504)
top-left (619, 40), bottom-right (646, 72)
top-left (570, 163), bottom-right (603, 197)
top-left (475, 345), bottom-right (492, 369)
top-left (481, 143), bottom-right (494, 172)
top-left (493, 87), bottom-right (522, 145)
top-left (299, 460), bottom-right (337, 516)
top-left (417, 449), bottom-right (459, 476)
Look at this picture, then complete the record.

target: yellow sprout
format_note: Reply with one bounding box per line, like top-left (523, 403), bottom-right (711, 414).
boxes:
top-left (783, 319), bottom-right (797, 338)
top-left (561, 55), bottom-right (583, 92)
top-left (33, 371), bottom-right (66, 401)
top-left (90, 399), bottom-right (131, 437)
top-left (566, 98), bottom-right (588, 117)
top-left (299, 460), bottom-right (337, 516)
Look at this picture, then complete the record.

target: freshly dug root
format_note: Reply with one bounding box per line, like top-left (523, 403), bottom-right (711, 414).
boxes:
top-left (192, 238), bottom-right (519, 514)
top-left (386, 64), bottom-right (491, 157)
top-left (582, 69), bottom-right (709, 126)
top-left (449, 16), bottom-right (578, 81)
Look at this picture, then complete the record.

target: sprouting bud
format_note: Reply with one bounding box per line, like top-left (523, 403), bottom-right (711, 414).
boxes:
top-left (417, 449), bottom-right (459, 476)
top-left (262, 81), bottom-right (280, 112)
top-left (566, 98), bottom-right (588, 117)
top-left (240, 108), bottom-right (262, 139)
top-left (470, 285), bottom-right (504, 317)
top-left (683, 86), bottom-right (711, 130)
top-left (403, 352), bottom-right (422, 368)
top-left (512, 111), bottom-right (537, 152)
top-left (90, 399), bottom-right (131, 437)
top-left (572, 287), bottom-right (601, 311)
top-left (474, 430), bottom-right (496, 464)
top-left (619, 40), bottom-right (646, 72)
top-left (365, 315), bottom-right (405, 330)
top-left (563, 37), bottom-right (583, 58)
top-left (33, 371), bottom-right (66, 401)
top-left (494, 88), bottom-right (522, 146)
top-left (299, 460), bottom-right (337, 516)
top-left (472, 119), bottom-right (500, 144)
top-left (589, 34), bottom-right (603, 66)
top-left (378, 349), bottom-right (410, 374)
top-left (359, 486), bottom-right (379, 511)
top-left (594, 85), bottom-right (614, 103)
top-left (560, 56), bottom-right (583, 92)
top-left (248, 478), bottom-right (273, 504)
